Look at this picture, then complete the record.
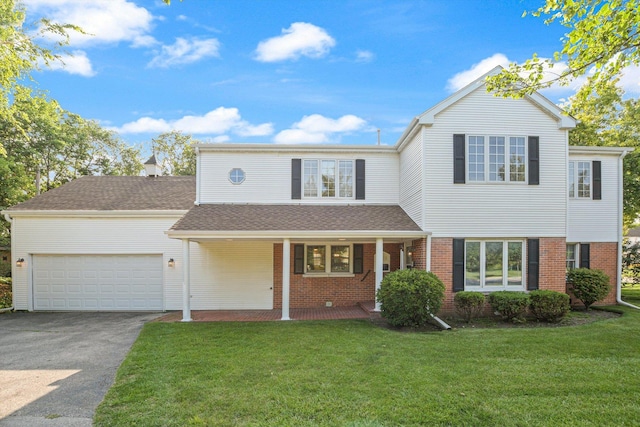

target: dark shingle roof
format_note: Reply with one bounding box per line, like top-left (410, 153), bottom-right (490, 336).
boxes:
top-left (170, 204), bottom-right (421, 232)
top-left (7, 176), bottom-right (195, 211)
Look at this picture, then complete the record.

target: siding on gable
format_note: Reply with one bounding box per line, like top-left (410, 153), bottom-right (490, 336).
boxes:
top-left (10, 216), bottom-right (186, 310)
top-left (198, 150), bottom-right (400, 204)
top-left (399, 131), bottom-right (424, 228)
top-left (567, 154), bottom-right (620, 242)
top-left (422, 87), bottom-right (567, 238)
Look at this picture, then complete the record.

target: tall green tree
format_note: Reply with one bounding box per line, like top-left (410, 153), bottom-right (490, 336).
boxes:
top-left (486, 0), bottom-right (640, 97)
top-left (150, 131), bottom-right (197, 176)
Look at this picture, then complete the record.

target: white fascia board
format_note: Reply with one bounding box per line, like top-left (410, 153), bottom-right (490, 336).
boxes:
top-left (526, 92), bottom-right (577, 129)
top-left (196, 143), bottom-right (397, 154)
top-left (394, 118), bottom-right (420, 152)
top-left (569, 146), bottom-right (634, 156)
top-left (3, 210), bottom-right (188, 218)
top-left (166, 230), bottom-right (429, 240)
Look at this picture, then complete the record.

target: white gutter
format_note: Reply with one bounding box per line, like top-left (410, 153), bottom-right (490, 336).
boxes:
top-left (617, 149), bottom-right (640, 310)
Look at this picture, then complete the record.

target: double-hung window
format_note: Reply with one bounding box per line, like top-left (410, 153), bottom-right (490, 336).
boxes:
top-left (566, 244), bottom-right (578, 271)
top-left (568, 161), bottom-right (591, 198)
top-left (303, 160), bottom-right (354, 198)
top-left (465, 240), bottom-right (525, 290)
top-left (305, 244), bottom-right (351, 274)
top-left (468, 136), bottom-right (526, 183)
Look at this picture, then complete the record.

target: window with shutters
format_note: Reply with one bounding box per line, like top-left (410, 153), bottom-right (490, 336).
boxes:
top-left (568, 161), bottom-right (591, 198)
top-left (467, 135), bottom-right (527, 183)
top-left (566, 244), bottom-right (578, 271)
top-left (303, 243), bottom-right (353, 275)
top-left (303, 159), bottom-right (354, 199)
top-left (464, 240), bottom-right (525, 290)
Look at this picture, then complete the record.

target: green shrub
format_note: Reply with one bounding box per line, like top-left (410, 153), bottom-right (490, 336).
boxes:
top-left (487, 291), bottom-right (529, 323)
top-left (0, 277), bottom-right (12, 309)
top-left (529, 290), bottom-right (570, 322)
top-left (376, 269), bottom-right (445, 328)
top-left (454, 291), bottom-right (485, 323)
top-left (567, 268), bottom-right (611, 309)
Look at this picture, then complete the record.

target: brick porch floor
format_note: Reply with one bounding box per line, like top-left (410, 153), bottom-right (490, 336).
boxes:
top-left (156, 302), bottom-right (376, 322)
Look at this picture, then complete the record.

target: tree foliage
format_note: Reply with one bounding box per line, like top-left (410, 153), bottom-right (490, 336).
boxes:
top-left (150, 131), bottom-right (197, 176)
top-left (486, 0), bottom-right (640, 97)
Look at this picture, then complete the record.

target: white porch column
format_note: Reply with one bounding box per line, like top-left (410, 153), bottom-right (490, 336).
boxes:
top-left (375, 238), bottom-right (384, 311)
top-left (182, 238), bottom-right (192, 322)
top-left (281, 238), bottom-right (291, 320)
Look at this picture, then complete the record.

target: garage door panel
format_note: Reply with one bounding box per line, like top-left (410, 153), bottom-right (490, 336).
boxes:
top-left (33, 255), bottom-right (163, 311)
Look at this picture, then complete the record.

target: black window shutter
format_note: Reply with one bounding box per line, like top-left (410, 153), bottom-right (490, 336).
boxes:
top-left (353, 244), bottom-right (364, 274)
top-left (580, 243), bottom-right (590, 269)
top-left (453, 134), bottom-right (465, 184)
top-left (293, 244), bottom-right (304, 274)
top-left (355, 159), bottom-right (365, 200)
top-left (291, 159), bottom-right (301, 200)
top-left (527, 239), bottom-right (539, 290)
top-left (528, 136), bottom-right (539, 185)
top-left (593, 161), bottom-right (602, 200)
top-left (452, 239), bottom-right (465, 292)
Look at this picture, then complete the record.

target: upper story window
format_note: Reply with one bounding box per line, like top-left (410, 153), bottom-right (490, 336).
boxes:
top-left (303, 160), bottom-right (354, 198)
top-left (569, 161), bottom-right (591, 198)
top-left (228, 168), bottom-right (245, 184)
top-left (468, 135), bottom-right (526, 183)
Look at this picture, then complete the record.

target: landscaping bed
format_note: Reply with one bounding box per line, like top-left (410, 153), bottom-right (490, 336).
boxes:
top-left (0, 277), bottom-right (12, 309)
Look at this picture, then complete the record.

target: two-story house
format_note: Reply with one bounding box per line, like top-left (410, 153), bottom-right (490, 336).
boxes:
top-left (3, 67), bottom-right (629, 319)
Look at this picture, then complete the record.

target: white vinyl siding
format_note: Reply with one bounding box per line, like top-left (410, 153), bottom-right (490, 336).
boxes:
top-left (399, 132), bottom-right (424, 228)
top-left (199, 150), bottom-right (399, 204)
top-left (423, 87), bottom-right (567, 238)
top-left (189, 241), bottom-right (273, 310)
top-left (32, 254), bottom-right (163, 311)
top-left (568, 154), bottom-right (620, 242)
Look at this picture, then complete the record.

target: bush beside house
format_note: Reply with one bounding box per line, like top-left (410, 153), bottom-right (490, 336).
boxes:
top-left (453, 291), bottom-right (485, 323)
top-left (0, 277), bottom-right (12, 309)
top-left (567, 268), bottom-right (611, 310)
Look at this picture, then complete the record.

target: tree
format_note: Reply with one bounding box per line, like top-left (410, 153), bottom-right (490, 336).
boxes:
top-left (485, 0), bottom-right (640, 97)
top-left (150, 131), bottom-right (197, 176)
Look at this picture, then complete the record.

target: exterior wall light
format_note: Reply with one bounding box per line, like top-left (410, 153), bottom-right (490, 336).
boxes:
top-left (16, 258), bottom-right (25, 267)
top-left (168, 258), bottom-right (175, 268)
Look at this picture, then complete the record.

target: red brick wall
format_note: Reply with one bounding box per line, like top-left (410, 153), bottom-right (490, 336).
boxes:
top-left (430, 238), bottom-right (454, 311)
top-left (539, 237), bottom-right (567, 293)
top-left (273, 242), bottom-right (401, 309)
top-left (568, 242), bottom-right (618, 306)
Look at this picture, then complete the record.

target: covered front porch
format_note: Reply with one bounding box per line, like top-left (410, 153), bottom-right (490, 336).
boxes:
top-left (166, 204), bottom-right (428, 322)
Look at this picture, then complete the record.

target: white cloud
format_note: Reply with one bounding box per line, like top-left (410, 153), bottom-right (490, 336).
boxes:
top-left (619, 65), bottom-right (640, 94)
top-left (148, 37), bottom-right (221, 68)
top-left (114, 107), bottom-right (274, 137)
top-left (46, 50), bottom-right (95, 77)
top-left (24, 0), bottom-right (157, 47)
top-left (356, 50), bottom-right (374, 63)
top-left (255, 22), bottom-right (335, 62)
top-left (274, 114), bottom-right (367, 144)
top-left (446, 53), bottom-right (510, 92)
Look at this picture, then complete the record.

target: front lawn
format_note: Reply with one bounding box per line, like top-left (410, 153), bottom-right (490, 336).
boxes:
top-left (96, 308), bottom-right (640, 426)
top-left (622, 284), bottom-right (640, 305)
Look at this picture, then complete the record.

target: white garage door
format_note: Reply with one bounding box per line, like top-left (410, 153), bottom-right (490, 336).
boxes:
top-left (32, 255), bottom-right (163, 311)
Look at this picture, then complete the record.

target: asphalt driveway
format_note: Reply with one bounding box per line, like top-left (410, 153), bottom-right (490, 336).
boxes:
top-left (0, 312), bottom-right (160, 426)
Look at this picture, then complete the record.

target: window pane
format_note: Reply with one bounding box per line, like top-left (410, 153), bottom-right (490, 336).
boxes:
top-left (465, 242), bottom-right (481, 287)
top-left (507, 242), bottom-right (522, 286)
top-left (331, 245), bottom-right (350, 272)
top-left (568, 162), bottom-right (575, 197)
top-left (306, 245), bottom-right (325, 272)
top-left (303, 160), bottom-right (318, 197)
top-left (338, 161), bottom-right (353, 198)
top-left (578, 161), bottom-right (591, 198)
top-left (485, 242), bottom-right (503, 286)
top-left (468, 136), bottom-right (485, 181)
top-left (489, 136), bottom-right (505, 182)
top-left (566, 244), bottom-right (576, 271)
top-left (509, 137), bottom-right (526, 182)
top-left (321, 160), bottom-right (336, 197)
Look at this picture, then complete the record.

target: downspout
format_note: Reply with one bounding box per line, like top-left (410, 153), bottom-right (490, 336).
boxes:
top-left (2, 212), bottom-right (14, 312)
top-left (616, 151), bottom-right (640, 310)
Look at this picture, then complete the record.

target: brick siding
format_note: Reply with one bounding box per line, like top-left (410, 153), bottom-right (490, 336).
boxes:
top-left (568, 242), bottom-right (618, 306)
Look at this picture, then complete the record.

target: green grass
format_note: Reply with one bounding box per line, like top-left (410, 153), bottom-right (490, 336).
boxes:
top-left (95, 309), bottom-right (640, 427)
top-left (622, 284), bottom-right (640, 305)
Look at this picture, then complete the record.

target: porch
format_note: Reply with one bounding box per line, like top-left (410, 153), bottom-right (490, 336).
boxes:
top-left (156, 301), bottom-right (377, 322)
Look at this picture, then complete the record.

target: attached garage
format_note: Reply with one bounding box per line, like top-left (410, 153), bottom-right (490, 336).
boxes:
top-left (32, 254), bottom-right (163, 311)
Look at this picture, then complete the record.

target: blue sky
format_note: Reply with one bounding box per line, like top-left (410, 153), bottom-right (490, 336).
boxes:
top-left (23, 0), bottom-right (640, 149)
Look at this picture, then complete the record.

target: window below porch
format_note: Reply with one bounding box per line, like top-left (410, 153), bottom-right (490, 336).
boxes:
top-left (304, 244), bottom-right (352, 275)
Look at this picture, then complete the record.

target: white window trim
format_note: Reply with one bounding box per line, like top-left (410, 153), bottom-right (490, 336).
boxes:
top-left (464, 240), bottom-right (526, 291)
top-left (228, 168), bottom-right (245, 185)
top-left (303, 243), bottom-right (354, 276)
top-left (467, 135), bottom-right (528, 184)
top-left (568, 160), bottom-right (592, 199)
top-left (302, 159), bottom-right (355, 199)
